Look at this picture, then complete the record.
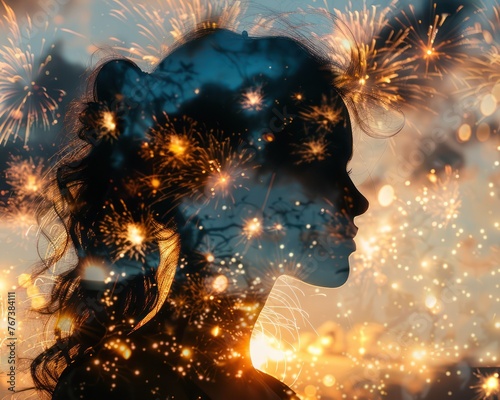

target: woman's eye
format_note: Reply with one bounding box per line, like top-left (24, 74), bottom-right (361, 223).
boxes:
top-left (347, 168), bottom-right (353, 176)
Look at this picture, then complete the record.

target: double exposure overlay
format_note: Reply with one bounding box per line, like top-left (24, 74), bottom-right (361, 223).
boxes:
top-left (0, 1), bottom-right (499, 399)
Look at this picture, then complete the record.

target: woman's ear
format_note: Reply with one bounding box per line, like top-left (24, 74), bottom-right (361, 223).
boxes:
top-left (94, 59), bottom-right (145, 104)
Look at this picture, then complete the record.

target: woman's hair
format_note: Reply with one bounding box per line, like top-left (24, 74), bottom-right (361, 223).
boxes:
top-left (29, 14), bottom-right (396, 395)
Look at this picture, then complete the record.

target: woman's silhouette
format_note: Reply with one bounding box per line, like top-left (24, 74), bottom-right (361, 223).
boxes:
top-left (31, 27), bottom-right (369, 399)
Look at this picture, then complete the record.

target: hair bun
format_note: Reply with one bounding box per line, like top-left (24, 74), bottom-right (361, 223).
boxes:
top-left (95, 59), bottom-right (147, 104)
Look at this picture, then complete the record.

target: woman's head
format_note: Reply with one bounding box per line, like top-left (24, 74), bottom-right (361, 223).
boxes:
top-left (32, 27), bottom-right (369, 395)
top-left (79, 28), bottom-right (367, 289)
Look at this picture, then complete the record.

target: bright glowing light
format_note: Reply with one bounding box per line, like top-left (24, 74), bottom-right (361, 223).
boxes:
top-left (118, 344), bottom-right (132, 360)
top-left (480, 94), bottom-right (497, 116)
top-left (243, 217), bottom-right (263, 239)
top-left (308, 344), bottom-right (324, 356)
top-left (485, 375), bottom-right (499, 390)
top-left (378, 185), bottom-right (395, 207)
top-left (480, 373), bottom-right (500, 397)
top-left (425, 294), bottom-right (437, 309)
top-left (100, 201), bottom-right (159, 261)
top-left (323, 374), bottom-right (336, 387)
top-left (211, 326), bottom-right (220, 337)
top-left (294, 92), bottom-right (304, 101)
top-left (127, 223), bottom-right (145, 246)
top-left (412, 349), bottom-right (426, 360)
top-left (250, 332), bottom-right (286, 368)
top-left (151, 177), bottom-right (161, 189)
top-left (457, 124), bottom-right (472, 142)
top-left (168, 135), bottom-right (190, 157)
top-left (106, 340), bottom-right (132, 359)
top-left (241, 87), bottom-right (265, 111)
top-left (101, 111), bottom-right (118, 134)
top-left (262, 132), bottom-right (275, 142)
top-left (212, 275), bottom-right (228, 293)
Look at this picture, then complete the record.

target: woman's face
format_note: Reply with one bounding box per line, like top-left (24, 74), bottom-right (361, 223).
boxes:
top-left (176, 125), bottom-right (369, 290)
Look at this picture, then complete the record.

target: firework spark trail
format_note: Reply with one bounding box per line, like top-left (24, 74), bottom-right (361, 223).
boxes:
top-left (110, 0), bottom-right (243, 69)
top-left (252, 277), bottom-right (309, 381)
top-left (5, 156), bottom-right (47, 199)
top-left (317, 0), bottom-right (435, 113)
top-left (393, 3), bottom-right (479, 82)
top-left (0, 2), bottom-right (66, 144)
top-left (0, 155), bottom-right (49, 239)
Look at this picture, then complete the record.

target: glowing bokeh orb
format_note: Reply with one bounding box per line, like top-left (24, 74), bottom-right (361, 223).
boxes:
top-left (457, 124), bottom-right (472, 142)
top-left (425, 294), bottom-right (437, 309)
top-left (476, 123), bottom-right (491, 142)
top-left (378, 184), bottom-right (395, 207)
top-left (212, 275), bottom-right (228, 293)
top-left (480, 94), bottom-right (497, 117)
top-left (323, 374), bottom-right (336, 387)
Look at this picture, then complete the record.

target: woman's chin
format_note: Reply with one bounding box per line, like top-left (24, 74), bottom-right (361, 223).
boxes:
top-left (300, 264), bottom-right (350, 288)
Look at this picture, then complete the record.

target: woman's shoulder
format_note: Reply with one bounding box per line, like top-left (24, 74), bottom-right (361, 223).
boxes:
top-left (256, 370), bottom-right (301, 400)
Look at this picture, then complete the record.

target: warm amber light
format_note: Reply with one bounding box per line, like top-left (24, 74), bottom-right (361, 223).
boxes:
top-left (127, 224), bottom-right (145, 246)
top-left (102, 111), bottom-right (117, 132)
top-left (168, 135), bottom-right (189, 157)
top-left (243, 217), bottom-right (263, 239)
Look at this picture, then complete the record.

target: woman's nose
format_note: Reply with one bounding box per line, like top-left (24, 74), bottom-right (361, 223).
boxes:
top-left (344, 183), bottom-right (369, 218)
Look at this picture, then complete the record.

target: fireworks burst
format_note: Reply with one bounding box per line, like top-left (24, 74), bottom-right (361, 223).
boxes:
top-left (319, 0), bottom-right (432, 113)
top-left (299, 95), bottom-right (343, 132)
top-left (240, 86), bottom-right (265, 111)
top-left (100, 200), bottom-right (168, 261)
top-left (5, 156), bottom-right (47, 198)
top-left (146, 114), bottom-right (198, 169)
top-left (394, 3), bottom-right (477, 80)
top-left (81, 102), bottom-right (122, 142)
top-left (110, 0), bottom-right (243, 69)
top-left (0, 1), bottom-right (66, 144)
top-left (242, 217), bottom-right (263, 240)
top-left (161, 129), bottom-right (253, 204)
top-left (473, 371), bottom-right (500, 399)
top-left (0, 202), bottom-right (37, 236)
top-left (293, 135), bottom-right (330, 164)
